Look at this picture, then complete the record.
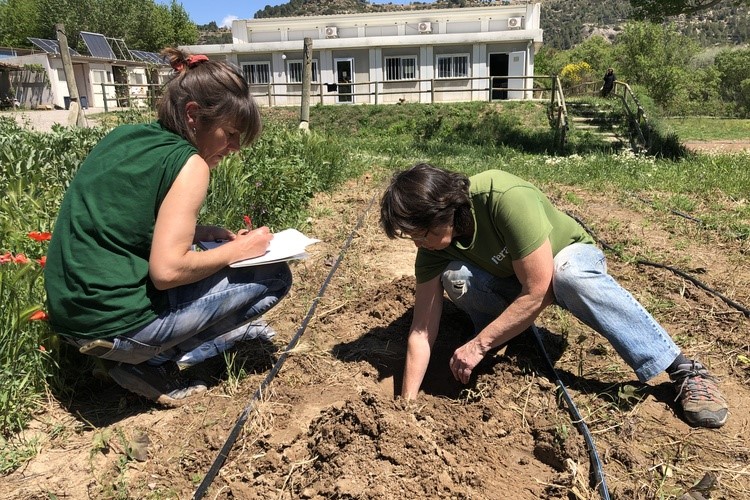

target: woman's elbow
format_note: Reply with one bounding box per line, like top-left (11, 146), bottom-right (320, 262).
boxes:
top-left (149, 267), bottom-right (179, 290)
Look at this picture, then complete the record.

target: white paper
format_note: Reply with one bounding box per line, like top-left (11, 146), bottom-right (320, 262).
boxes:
top-left (199, 228), bottom-right (320, 268)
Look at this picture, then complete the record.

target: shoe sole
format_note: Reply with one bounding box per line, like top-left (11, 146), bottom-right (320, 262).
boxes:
top-left (109, 366), bottom-right (207, 407)
top-left (686, 410), bottom-right (728, 429)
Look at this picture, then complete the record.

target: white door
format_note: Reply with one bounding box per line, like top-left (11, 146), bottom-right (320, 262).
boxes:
top-left (507, 51), bottom-right (526, 100)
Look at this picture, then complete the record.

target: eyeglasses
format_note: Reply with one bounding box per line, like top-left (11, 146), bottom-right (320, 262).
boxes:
top-left (395, 228), bottom-right (430, 242)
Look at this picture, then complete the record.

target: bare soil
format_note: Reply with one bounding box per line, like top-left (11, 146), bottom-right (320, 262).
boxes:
top-left (2, 171), bottom-right (749, 500)
top-left (683, 139), bottom-right (750, 154)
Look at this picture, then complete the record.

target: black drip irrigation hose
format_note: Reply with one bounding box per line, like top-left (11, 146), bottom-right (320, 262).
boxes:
top-left (530, 325), bottom-right (611, 500)
top-left (567, 212), bottom-right (750, 318)
top-left (632, 194), bottom-right (705, 225)
top-left (192, 193), bottom-right (378, 500)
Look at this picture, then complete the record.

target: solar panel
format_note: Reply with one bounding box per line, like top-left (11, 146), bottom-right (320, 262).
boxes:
top-left (0, 48), bottom-right (17, 59)
top-left (28, 38), bottom-right (80, 56)
top-left (80, 31), bottom-right (115, 59)
top-left (130, 50), bottom-right (167, 65)
top-left (108, 37), bottom-right (131, 60)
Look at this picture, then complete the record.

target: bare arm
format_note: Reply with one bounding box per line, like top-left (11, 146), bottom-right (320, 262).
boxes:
top-left (449, 239), bottom-right (556, 383)
top-left (149, 155), bottom-right (273, 290)
top-left (401, 275), bottom-right (444, 399)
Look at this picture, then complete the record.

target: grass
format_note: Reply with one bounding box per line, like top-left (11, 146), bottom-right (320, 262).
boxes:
top-left (662, 117), bottom-right (750, 141)
top-left (2, 99), bottom-right (749, 472)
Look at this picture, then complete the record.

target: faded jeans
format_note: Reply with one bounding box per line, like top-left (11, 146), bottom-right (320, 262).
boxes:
top-left (77, 262), bottom-right (293, 365)
top-left (440, 243), bottom-right (679, 382)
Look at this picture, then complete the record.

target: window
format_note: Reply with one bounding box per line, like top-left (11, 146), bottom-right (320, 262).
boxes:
top-left (436, 54), bottom-right (469, 79)
top-left (242, 62), bottom-right (271, 84)
top-left (287, 60), bottom-right (319, 83)
top-left (92, 70), bottom-right (110, 84)
top-left (384, 56), bottom-right (416, 81)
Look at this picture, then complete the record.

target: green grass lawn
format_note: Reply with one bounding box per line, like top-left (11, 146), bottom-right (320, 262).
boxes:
top-left (662, 117), bottom-right (750, 141)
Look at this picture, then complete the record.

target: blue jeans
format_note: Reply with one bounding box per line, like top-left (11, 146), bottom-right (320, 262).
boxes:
top-left (90, 262), bottom-right (292, 365)
top-left (441, 243), bottom-right (679, 382)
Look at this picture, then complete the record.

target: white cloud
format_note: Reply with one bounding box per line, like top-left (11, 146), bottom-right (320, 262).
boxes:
top-left (221, 15), bottom-right (238, 28)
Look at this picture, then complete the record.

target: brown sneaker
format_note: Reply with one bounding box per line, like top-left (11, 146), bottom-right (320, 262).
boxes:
top-left (670, 361), bottom-right (728, 428)
top-left (109, 361), bottom-right (207, 407)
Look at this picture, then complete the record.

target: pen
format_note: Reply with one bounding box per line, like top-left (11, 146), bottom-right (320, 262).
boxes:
top-left (243, 215), bottom-right (253, 230)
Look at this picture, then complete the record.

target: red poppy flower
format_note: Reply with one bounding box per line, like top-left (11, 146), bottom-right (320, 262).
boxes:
top-left (28, 231), bottom-right (52, 242)
top-left (37, 256), bottom-right (47, 267)
top-left (29, 310), bottom-right (49, 321)
top-left (39, 345), bottom-right (47, 352)
top-left (0, 252), bottom-right (11, 264)
top-left (12, 253), bottom-right (29, 264)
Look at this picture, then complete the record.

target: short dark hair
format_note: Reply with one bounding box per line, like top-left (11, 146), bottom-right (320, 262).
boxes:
top-left (159, 47), bottom-right (261, 147)
top-left (380, 163), bottom-right (472, 239)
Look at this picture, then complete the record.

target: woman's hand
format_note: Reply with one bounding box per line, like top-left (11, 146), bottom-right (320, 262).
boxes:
top-left (449, 339), bottom-right (486, 384)
top-left (194, 225), bottom-right (235, 243)
top-left (229, 226), bottom-right (273, 261)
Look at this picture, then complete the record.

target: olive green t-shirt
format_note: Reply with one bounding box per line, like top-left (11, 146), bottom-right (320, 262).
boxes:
top-left (44, 122), bottom-right (197, 339)
top-left (415, 170), bottom-right (594, 283)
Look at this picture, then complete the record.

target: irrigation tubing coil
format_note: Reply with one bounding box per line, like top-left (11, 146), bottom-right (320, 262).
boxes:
top-left (192, 193), bottom-right (378, 500)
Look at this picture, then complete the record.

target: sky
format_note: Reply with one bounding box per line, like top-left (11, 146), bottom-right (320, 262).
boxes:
top-left (159, 0), bottom-right (417, 28)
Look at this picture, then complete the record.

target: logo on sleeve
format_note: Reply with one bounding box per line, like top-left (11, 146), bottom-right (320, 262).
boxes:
top-left (491, 247), bottom-right (510, 265)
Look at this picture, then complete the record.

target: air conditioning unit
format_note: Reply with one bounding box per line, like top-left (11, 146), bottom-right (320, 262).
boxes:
top-left (507, 17), bottom-right (523, 29)
top-left (418, 22), bottom-right (432, 34)
top-left (325, 26), bottom-right (338, 38)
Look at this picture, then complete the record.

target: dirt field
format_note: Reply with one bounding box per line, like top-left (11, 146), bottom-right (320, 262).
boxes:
top-left (2, 162), bottom-right (749, 500)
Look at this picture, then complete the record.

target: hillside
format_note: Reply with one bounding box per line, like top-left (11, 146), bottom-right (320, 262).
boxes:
top-left (196, 0), bottom-right (750, 49)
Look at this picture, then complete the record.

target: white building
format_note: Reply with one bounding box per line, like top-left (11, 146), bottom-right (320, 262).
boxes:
top-left (1, 34), bottom-right (169, 110)
top-left (183, 3), bottom-right (543, 106)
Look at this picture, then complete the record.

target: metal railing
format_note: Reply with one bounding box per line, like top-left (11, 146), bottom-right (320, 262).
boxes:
top-left (249, 74), bottom-right (557, 106)
top-left (93, 76), bottom-right (556, 111)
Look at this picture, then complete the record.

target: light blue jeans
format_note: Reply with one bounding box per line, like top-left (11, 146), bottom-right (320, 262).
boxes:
top-left (86, 262), bottom-right (293, 365)
top-left (441, 243), bottom-right (680, 382)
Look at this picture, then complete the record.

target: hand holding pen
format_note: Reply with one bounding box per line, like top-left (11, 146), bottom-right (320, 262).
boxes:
top-left (235, 214), bottom-right (272, 258)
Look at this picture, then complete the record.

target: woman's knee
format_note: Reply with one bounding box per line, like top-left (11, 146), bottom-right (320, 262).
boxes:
top-left (553, 244), bottom-right (606, 300)
top-left (441, 261), bottom-right (472, 303)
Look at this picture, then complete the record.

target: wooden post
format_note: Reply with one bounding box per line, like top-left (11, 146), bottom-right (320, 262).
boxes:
top-left (299, 37), bottom-right (312, 132)
top-left (56, 23), bottom-right (84, 127)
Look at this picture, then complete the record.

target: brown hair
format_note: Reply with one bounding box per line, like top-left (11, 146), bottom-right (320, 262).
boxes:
top-left (159, 47), bottom-right (261, 147)
top-left (380, 163), bottom-right (473, 239)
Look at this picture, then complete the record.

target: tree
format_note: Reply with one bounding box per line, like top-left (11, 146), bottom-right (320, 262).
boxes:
top-left (631, 0), bottom-right (750, 20)
top-left (169, 0), bottom-right (199, 47)
top-left (614, 21), bottom-right (699, 109)
top-left (714, 47), bottom-right (750, 115)
top-left (0, 0), bottom-right (40, 47)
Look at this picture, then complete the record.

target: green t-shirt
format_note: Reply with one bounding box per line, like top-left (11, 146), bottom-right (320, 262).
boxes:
top-left (415, 170), bottom-right (594, 283)
top-left (44, 122), bottom-right (197, 339)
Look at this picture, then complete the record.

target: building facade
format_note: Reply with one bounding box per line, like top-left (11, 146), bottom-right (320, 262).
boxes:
top-left (183, 3), bottom-right (543, 106)
top-left (1, 35), bottom-right (169, 110)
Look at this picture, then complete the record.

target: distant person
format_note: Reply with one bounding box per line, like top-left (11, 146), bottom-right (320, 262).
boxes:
top-left (601, 67), bottom-right (616, 97)
top-left (380, 163), bottom-right (728, 429)
top-left (45, 48), bottom-right (292, 406)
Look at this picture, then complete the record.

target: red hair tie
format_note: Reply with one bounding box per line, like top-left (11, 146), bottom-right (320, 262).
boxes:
top-left (170, 54), bottom-right (209, 73)
top-left (187, 54), bottom-right (209, 68)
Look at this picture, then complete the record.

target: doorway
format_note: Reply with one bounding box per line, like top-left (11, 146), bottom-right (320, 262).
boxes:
top-left (489, 53), bottom-right (509, 101)
top-left (335, 58), bottom-right (353, 103)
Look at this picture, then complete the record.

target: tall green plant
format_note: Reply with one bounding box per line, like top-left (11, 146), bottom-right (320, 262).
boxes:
top-left (203, 124), bottom-right (358, 230)
top-left (0, 256), bottom-right (54, 436)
